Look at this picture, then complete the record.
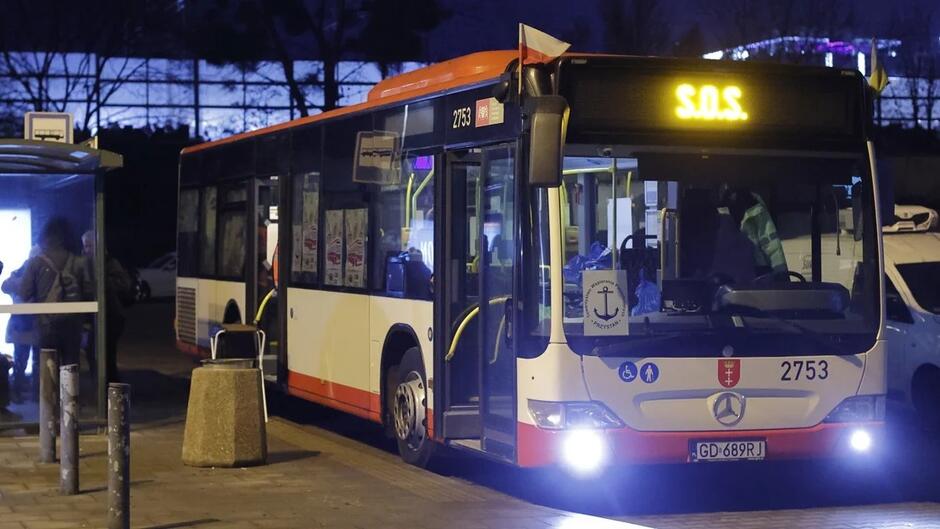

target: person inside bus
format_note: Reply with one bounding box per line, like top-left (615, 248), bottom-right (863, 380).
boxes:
top-left (678, 187), bottom-right (758, 289)
top-left (722, 186), bottom-right (788, 279)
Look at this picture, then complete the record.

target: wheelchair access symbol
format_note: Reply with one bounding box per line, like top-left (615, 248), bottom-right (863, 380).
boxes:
top-left (618, 361), bottom-right (638, 382)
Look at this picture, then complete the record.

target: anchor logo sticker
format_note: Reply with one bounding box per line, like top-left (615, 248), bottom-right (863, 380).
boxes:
top-left (593, 286), bottom-right (620, 321)
top-left (583, 271), bottom-right (629, 336)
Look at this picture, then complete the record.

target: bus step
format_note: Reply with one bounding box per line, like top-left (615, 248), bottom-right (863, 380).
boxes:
top-left (448, 439), bottom-right (483, 453)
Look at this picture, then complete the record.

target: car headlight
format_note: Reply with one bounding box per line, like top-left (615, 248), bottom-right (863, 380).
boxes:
top-left (824, 395), bottom-right (885, 423)
top-left (528, 400), bottom-right (624, 430)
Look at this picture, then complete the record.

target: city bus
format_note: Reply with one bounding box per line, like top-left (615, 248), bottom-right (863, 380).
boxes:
top-left (175, 50), bottom-right (886, 474)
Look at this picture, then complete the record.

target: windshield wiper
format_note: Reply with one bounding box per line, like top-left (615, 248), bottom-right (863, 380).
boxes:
top-left (732, 311), bottom-right (843, 355)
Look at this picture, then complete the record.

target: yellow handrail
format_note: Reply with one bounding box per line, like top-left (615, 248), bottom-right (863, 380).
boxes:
top-left (446, 306), bottom-right (479, 362)
top-left (253, 288), bottom-right (276, 325)
top-left (403, 172), bottom-right (415, 228)
top-left (410, 168), bottom-right (434, 226)
top-left (445, 295), bottom-right (511, 362)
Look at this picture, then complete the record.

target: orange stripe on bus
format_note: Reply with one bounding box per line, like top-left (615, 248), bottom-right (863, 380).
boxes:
top-left (180, 50), bottom-right (518, 156)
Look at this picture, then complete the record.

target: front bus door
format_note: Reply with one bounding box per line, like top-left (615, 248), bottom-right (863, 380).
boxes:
top-left (250, 176), bottom-right (280, 382)
top-left (478, 144), bottom-right (517, 460)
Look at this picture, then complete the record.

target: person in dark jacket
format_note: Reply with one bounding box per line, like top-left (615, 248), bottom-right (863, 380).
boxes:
top-left (1, 247), bottom-right (41, 400)
top-left (82, 231), bottom-right (132, 383)
top-left (17, 218), bottom-right (92, 369)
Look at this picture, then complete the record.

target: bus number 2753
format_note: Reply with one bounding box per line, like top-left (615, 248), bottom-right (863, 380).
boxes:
top-left (780, 360), bottom-right (829, 381)
top-left (452, 106), bottom-right (472, 129)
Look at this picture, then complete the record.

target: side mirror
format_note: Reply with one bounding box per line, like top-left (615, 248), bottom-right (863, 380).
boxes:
top-left (524, 95), bottom-right (569, 187)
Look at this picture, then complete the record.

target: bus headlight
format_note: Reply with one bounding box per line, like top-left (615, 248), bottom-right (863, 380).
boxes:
top-left (528, 400), bottom-right (624, 430)
top-left (561, 430), bottom-right (608, 476)
top-left (824, 395), bottom-right (886, 423)
top-left (849, 429), bottom-right (872, 452)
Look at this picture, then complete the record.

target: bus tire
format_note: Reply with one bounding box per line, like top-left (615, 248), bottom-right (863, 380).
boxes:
top-left (393, 347), bottom-right (434, 467)
top-left (912, 366), bottom-right (940, 432)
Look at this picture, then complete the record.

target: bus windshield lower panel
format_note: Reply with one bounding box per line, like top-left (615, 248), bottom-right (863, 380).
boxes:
top-left (526, 148), bottom-right (879, 358)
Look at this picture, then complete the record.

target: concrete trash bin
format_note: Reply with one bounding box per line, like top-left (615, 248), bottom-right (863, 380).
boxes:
top-left (182, 359), bottom-right (267, 467)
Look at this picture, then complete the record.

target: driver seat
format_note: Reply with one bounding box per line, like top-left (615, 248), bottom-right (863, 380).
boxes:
top-left (708, 208), bottom-right (758, 285)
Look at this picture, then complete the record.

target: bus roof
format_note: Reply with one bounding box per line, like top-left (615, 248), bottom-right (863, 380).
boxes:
top-left (182, 50), bottom-right (868, 156)
top-left (181, 50), bottom-right (517, 155)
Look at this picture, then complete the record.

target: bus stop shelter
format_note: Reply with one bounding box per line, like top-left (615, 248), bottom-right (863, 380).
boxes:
top-left (0, 139), bottom-right (122, 430)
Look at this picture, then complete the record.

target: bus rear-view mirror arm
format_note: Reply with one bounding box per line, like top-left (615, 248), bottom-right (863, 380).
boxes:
top-left (524, 95), bottom-right (569, 187)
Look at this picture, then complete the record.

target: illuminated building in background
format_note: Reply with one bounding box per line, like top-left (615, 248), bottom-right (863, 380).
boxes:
top-left (704, 37), bottom-right (940, 130)
top-left (0, 56), bottom-right (425, 140)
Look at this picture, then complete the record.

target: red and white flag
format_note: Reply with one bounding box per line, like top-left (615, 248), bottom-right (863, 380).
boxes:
top-left (519, 24), bottom-right (570, 65)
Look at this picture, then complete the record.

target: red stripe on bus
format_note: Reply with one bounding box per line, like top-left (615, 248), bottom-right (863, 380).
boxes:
top-left (287, 370), bottom-right (436, 438)
top-left (516, 421), bottom-right (884, 467)
top-left (288, 371), bottom-right (381, 423)
top-left (176, 339), bottom-right (208, 358)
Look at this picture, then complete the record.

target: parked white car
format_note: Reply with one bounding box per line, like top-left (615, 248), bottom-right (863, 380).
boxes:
top-left (136, 252), bottom-right (177, 300)
top-left (883, 206), bottom-right (940, 428)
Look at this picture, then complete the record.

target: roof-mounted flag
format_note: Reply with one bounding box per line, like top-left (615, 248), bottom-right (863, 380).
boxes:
top-left (869, 38), bottom-right (889, 94)
top-left (519, 24), bottom-right (570, 65)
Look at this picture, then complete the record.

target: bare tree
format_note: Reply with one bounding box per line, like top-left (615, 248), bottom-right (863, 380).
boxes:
top-left (600, 0), bottom-right (670, 55)
top-left (702, 0), bottom-right (855, 62)
top-left (188, 0), bottom-right (367, 115)
top-left (354, 0), bottom-right (449, 79)
top-left (0, 0), bottom-right (175, 132)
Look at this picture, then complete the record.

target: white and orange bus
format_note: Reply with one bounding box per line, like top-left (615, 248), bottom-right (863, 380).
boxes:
top-left (176, 51), bottom-right (886, 474)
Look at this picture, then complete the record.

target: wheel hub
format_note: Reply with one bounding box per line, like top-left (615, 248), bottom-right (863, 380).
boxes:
top-left (393, 371), bottom-right (426, 448)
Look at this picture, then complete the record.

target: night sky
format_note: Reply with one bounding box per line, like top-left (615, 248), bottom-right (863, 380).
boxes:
top-left (426, 0), bottom-right (940, 58)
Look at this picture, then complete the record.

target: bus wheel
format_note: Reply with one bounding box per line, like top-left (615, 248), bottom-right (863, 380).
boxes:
top-left (912, 367), bottom-right (940, 432)
top-left (393, 347), bottom-right (434, 467)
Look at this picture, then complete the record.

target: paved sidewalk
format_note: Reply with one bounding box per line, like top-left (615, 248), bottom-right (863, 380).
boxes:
top-left (0, 417), bottom-right (649, 529)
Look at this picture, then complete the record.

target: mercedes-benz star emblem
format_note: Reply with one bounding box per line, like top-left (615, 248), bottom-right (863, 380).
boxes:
top-left (713, 392), bottom-right (746, 427)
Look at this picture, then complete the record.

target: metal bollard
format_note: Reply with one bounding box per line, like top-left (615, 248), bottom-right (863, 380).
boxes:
top-left (107, 383), bottom-right (130, 529)
top-left (59, 364), bottom-right (79, 495)
top-left (38, 348), bottom-right (58, 463)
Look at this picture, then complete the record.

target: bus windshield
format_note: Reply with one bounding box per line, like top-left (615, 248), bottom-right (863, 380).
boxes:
top-left (527, 149), bottom-right (880, 358)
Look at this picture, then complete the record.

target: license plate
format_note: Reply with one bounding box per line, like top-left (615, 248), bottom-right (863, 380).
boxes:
top-left (690, 439), bottom-right (766, 462)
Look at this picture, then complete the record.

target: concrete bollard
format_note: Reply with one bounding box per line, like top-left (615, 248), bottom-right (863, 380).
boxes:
top-left (59, 364), bottom-right (79, 495)
top-left (107, 383), bottom-right (130, 529)
top-left (38, 348), bottom-right (58, 463)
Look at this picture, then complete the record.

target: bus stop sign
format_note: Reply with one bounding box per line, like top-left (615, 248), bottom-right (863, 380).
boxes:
top-left (24, 112), bottom-right (73, 144)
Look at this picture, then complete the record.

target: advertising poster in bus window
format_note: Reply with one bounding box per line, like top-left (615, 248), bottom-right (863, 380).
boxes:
top-left (301, 189), bottom-right (319, 273)
top-left (324, 209), bottom-right (344, 286)
top-left (344, 208), bottom-right (367, 288)
top-left (292, 225), bottom-right (303, 273)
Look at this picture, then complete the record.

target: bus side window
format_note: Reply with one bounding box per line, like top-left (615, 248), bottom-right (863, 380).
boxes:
top-left (177, 188), bottom-right (200, 277)
top-left (373, 153), bottom-right (435, 300)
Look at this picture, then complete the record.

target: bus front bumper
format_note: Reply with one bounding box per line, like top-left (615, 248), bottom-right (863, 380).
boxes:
top-left (516, 421), bottom-right (884, 469)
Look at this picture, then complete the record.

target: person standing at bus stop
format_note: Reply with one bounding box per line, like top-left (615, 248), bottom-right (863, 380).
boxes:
top-left (82, 230), bottom-right (133, 384)
top-left (2, 246), bottom-right (41, 401)
top-left (17, 217), bottom-right (92, 369)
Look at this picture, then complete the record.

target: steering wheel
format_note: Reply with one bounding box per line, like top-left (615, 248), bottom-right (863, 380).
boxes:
top-left (786, 271), bottom-right (808, 283)
top-left (753, 270), bottom-right (807, 285)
